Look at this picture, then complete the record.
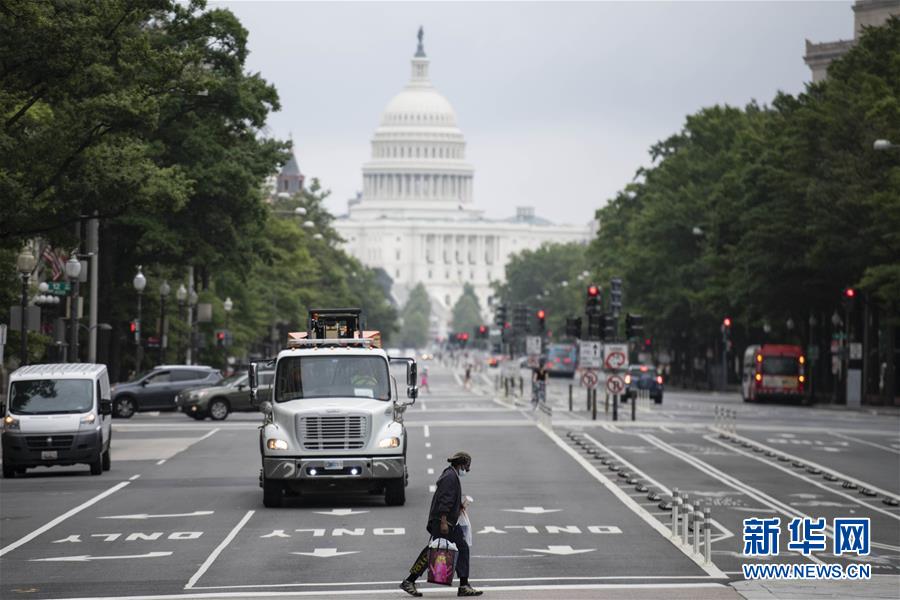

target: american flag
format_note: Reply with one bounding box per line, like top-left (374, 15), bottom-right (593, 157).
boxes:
top-left (41, 245), bottom-right (66, 281)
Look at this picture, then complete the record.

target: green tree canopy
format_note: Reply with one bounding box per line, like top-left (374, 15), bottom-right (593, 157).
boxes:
top-left (396, 283), bottom-right (431, 348)
top-left (451, 283), bottom-right (483, 335)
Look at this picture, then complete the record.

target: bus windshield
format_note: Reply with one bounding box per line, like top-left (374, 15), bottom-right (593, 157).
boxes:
top-left (9, 379), bottom-right (94, 415)
top-left (275, 355), bottom-right (391, 402)
top-left (761, 357), bottom-right (800, 376)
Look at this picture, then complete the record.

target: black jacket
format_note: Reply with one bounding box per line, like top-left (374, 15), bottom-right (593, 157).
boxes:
top-left (427, 466), bottom-right (462, 529)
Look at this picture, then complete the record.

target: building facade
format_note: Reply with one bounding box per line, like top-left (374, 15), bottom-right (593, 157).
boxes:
top-left (804, 0), bottom-right (899, 83)
top-left (333, 30), bottom-right (591, 337)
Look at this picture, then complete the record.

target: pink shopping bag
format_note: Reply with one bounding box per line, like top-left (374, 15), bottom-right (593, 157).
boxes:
top-left (427, 538), bottom-right (458, 586)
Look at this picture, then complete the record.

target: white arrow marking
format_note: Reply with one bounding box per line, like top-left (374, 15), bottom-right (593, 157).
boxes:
top-left (503, 506), bottom-right (561, 514)
top-left (523, 545), bottom-right (595, 556)
top-left (291, 548), bottom-right (359, 558)
top-left (312, 509), bottom-right (369, 516)
top-left (99, 511), bottom-right (214, 520)
top-left (31, 551), bottom-right (173, 562)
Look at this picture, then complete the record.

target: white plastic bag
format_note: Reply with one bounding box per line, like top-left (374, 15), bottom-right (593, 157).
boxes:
top-left (458, 510), bottom-right (472, 547)
top-left (428, 537), bottom-right (459, 552)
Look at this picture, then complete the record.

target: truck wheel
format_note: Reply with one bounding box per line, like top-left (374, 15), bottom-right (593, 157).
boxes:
top-left (2, 461), bottom-right (15, 479)
top-left (262, 476), bottom-right (284, 508)
top-left (208, 398), bottom-right (230, 421)
top-left (89, 452), bottom-right (103, 475)
top-left (384, 478), bottom-right (406, 506)
top-left (102, 447), bottom-right (111, 471)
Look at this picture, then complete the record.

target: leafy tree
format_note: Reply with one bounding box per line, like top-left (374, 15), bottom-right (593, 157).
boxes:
top-left (451, 283), bottom-right (482, 334)
top-left (396, 283), bottom-right (431, 348)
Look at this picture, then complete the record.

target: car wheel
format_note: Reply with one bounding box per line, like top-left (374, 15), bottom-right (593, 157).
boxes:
top-left (89, 452), bottom-right (103, 475)
top-left (208, 398), bottom-right (230, 421)
top-left (102, 447), bottom-right (111, 471)
top-left (262, 475), bottom-right (284, 508)
top-left (2, 461), bottom-right (15, 479)
top-left (384, 478), bottom-right (406, 506)
top-left (114, 396), bottom-right (136, 419)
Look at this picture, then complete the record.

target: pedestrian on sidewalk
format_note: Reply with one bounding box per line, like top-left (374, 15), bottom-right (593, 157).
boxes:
top-left (532, 360), bottom-right (547, 409)
top-left (400, 452), bottom-right (482, 597)
top-left (464, 363), bottom-right (472, 389)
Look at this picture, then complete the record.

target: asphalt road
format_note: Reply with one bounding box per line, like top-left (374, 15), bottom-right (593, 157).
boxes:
top-left (1, 363), bottom-right (898, 600)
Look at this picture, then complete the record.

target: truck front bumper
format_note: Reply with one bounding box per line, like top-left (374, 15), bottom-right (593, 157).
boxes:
top-left (263, 455), bottom-right (405, 481)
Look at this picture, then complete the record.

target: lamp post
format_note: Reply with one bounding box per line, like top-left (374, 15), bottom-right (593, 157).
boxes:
top-left (65, 254), bottom-right (83, 362)
top-left (16, 248), bottom-right (36, 365)
top-left (133, 266), bottom-right (147, 370)
top-left (223, 296), bottom-right (233, 331)
top-left (873, 139), bottom-right (897, 151)
top-left (808, 314), bottom-right (817, 401)
top-left (159, 280), bottom-right (171, 364)
top-left (189, 288), bottom-right (198, 365)
top-left (176, 284), bottom-right (187, 363)
top-left (831, 310), bottom-right (843, 401)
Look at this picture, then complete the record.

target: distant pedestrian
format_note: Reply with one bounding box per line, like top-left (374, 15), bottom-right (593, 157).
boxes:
top-left (464, 364), bottom-right (472, 389)
top-left (420, 366), bottom-right (430, 394)
top-left (400, 452), bottom-right (482, 597)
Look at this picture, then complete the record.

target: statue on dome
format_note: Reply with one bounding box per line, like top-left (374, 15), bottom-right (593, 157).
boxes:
top-left (415, 26), bottom-right (426, 57)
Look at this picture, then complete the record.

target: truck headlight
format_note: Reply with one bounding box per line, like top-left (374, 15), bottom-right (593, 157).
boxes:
top-left (80, 413), bottom-right (97, 425)
top-left (3, 415), bottom-right (19, 431)
top-left (378, 436), bottom-right (401, 448)
top-left (267, 438), bottom-right (288, 450)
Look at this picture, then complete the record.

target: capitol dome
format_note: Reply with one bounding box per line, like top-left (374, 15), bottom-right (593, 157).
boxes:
top-left (358, 28), bottom-right (475, 216)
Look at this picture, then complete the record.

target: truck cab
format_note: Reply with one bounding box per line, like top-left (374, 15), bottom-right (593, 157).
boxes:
top-left (251, 308), bottom-right (417, 508)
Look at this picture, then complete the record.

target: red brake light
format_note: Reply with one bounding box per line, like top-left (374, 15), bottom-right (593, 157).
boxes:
top-left (640, 366), bottom-right (648, 372)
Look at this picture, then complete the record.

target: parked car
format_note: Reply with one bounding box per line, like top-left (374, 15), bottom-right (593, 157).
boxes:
top-left (622, 365), bottom-right (664, 404)
top-left (111, 365), bottom-right (222, 418)
top-left (176, 370), bottom-right (274, 420)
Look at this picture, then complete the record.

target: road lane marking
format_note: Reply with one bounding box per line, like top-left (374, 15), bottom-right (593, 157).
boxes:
top-left (704, 435), bottom-right (900, 525)
top-left (129, 475), bottom-right (141, 481)
top-left (428, 485), bottom-right (436, 492)
top-left (581, 433), bottom-right (733, 543)
top-left (291, 548), bottom-right (359, 558)
top-left (522, 545), bottom-right (594, 555)
top-left (156, 459), bottom-right (167, 465)
top-left (427, 468), bottom-right (434, 475)
top-left (184, 510), bottom-right (254, 589)
top-left (31, 551), bottom-right (173, 562)
top-left (720, 430), bottom-right (900, 502)
top-left (420, 401), bottom-right (427, 411)
top-left (832, 431), bottom-right (900, 455)
top-left (423, 424), bottom-right (430, 437)
top-left (312, 509), bottom-right (368, 516)
top-left (99, 511), bottom-right (215, 520)
top-left (503, 506), bottom-right (561, 514)
top-left (426, 454), bottom-right (432, 460)
top-left (0, 481), bottom-right (130, 558)
top-left (538, 425), bottom-right (727, 578)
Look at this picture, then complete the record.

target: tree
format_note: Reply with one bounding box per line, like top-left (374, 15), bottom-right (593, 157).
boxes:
top-left (396, 283), bottom-right (431, 348)
top-left (451, 283), bottom-right (482, 335)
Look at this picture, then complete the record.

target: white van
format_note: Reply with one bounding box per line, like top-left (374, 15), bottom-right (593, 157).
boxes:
top-left (2, 363), bottom-right (112, 477)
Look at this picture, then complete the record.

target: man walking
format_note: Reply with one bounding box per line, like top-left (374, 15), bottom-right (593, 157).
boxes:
top-left (400, 452), bottom-right (482, 597)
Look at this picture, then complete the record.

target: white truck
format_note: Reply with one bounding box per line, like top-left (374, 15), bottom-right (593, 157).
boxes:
top-left (250, 308), bottom-right (417, 508)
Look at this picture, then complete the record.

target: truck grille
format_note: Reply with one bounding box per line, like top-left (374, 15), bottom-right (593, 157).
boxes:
top-left (25, 435), bottom-right (74, 450)
top-left (300, 416), bottom-right (369, 450)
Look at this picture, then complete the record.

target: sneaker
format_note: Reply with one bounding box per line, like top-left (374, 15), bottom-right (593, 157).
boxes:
top-left (458, 585), bottom-right (483, 596)
top-left (400, 580), bottom-right (423, 597)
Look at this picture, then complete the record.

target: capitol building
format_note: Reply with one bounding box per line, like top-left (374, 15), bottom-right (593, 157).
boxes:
top-left (333, 30), bottom-right (592, 336)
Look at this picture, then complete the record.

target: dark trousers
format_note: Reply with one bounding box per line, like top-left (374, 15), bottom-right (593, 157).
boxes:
top-left (408, 524), bottom-right (470, 581)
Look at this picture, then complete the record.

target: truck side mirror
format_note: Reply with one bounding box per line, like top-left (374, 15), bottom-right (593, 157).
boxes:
top-left (407, 385), bottom-right (418, 400)
top-left (248, 363), bottom-right (259, 407)
top-left (408, 362), bottom-right (418, 388)
top-left (99, 399), bottom-right (112, 416)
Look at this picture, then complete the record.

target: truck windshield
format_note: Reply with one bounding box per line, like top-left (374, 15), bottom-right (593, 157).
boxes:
top-left (9, 379), bottom-right (94, 414)
top-left (275, 355), bottom-right (391, 402)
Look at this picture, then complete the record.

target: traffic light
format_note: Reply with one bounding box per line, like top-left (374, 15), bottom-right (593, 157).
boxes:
top-left (216, 330), bottom-right (226, 348)
top-left (643, 337), bottom-right (653, 352)
top-left (609, 278), bottom-right (622, 316)
top-left (603, 314), bottom-right (617, 341)
top-left (722, 317), bottom-right (732, 328)
top-left (494, 304), bottom-right (508, 328)
top-left (625, 314), bottom-right (643, 339)
top-left (842, 288), bottom-right (856, 311)
top-left (565, 316), bottom-right (582, 339)
top-left (536, 309), bottom-right (546, 332)
top-left (722, 317), bottom-right (732, 349)
top-left (586, 285), bottom-right (601, 315)
top-left (586, 313), bottom-right (602, 340)
top-left (129, 320), bottom-right (140, 343)
top-left (512, 304), bottom-right (529, 334)
top-left (477, 325), bottom-right (488, 339)
top-left (129, 320), bottom-right (137, 334)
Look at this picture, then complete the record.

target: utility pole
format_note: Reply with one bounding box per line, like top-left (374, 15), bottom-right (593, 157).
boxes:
top-left (87, 215), bottom-right (100, 363)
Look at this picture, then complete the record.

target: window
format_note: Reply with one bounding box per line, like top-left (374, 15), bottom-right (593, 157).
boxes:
top-left (146, 371), bottom-right (171, 384)
top-left (395, 269), bottom-right (400, 279)
top-left (171, 370), bottom-right (206, 382)
top-left (395, 249), bottom-right (401, 260)
top-left (275, 355), bottom-right (390, 402)
top-left (10, 379), bottom-right (93, 415)
top-left (428, 270), bottom-right (432, 279)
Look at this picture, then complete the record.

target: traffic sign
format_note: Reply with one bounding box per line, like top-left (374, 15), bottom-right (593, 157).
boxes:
top-left (526, 336), bottom-right (542, 357)
top-left (603, 343), bottom-right (628, 371)
top-left (579, 341), bottom-right (603, 369)
top-left (606, 374), bottom-right (625, 394)
top-left (581, 370), bottom-right (599, 389)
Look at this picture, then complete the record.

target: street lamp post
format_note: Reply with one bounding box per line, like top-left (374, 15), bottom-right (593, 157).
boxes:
top-left (808, 314), bottom-right (817, 401)
top-left (873, 139), bottom-right (897, 151)
top-left (65, 255), bottom-right (83, 362)
top-left (831, 310), bottom-right (843, 402)
top-left (176, 284), bottom-right (187, 363)
top-left (16, 248), bottom-right (36, 365)
top-left (159, 280), bottom-right (171, 364)
top-left (189, 289), bottom-right (198, 365)
top-left (224, 296), bottom-right (233, 332)
top-left (133, 266), bottom-right (147, 370)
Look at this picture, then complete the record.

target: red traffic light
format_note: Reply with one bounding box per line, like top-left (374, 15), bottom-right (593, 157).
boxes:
top-left (217, 331), bottom-right (225, 340)
top-left (129, 321), bottom-right (137, 333)
top-left (587, 285), bottom-right (599, 297)
top-left (644, 338), bottom-right (652, 347)
top-left (723, 317), bottom-right (732, 328)
top-left (536, 309), bottom-right (546, 320)
top-left (844, 288), bottom-right (856, 298)
top-left (461, 332), bottom-right (469, 341)
top-left (503, 322), bottom-right (511, 329)
top-left (478, 325), bottom-right (487, 334)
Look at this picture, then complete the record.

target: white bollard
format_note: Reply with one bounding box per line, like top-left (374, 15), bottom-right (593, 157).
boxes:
top-left (704, 507), bottom-right (712, 564)
top-left (682, 497), bottom-right (691, 544)
top-left (671, 488), bottom-right (680, 540)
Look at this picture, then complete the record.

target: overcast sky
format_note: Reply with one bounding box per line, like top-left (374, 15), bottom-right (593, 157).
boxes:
top-left (213, 1), bottom-right (853, 225)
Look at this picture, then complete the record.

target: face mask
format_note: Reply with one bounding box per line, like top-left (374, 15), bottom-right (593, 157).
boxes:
top-left (458, 467), bottom-right (467, 478)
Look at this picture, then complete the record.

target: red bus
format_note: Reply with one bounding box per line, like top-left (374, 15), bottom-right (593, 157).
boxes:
top-left (741, 344), bottom-right (807, 403)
